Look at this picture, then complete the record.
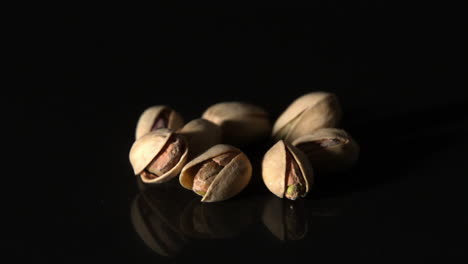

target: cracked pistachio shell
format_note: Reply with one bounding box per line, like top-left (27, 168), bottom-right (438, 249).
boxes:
top-left (292, 128), bottom-right (360, 174)
top-left (180, 144), bottom-right (252, 203)
top-left (201, 102), bottom-right (271, 146)
top-left (262, 140), bottom-right (313, 199)
top-left (135, 105), bottom-right (184, 140)
top-left (129, 128), bottom-right (188, 184)
top-left (177, 119), bottom-right (222, 161)
top-left (272, 92), bottom-right (342, 143)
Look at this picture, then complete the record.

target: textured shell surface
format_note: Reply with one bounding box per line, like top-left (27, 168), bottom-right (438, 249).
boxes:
top-left (129, 129), bottom-right (188, 184)
top-left (178, 119), bottom-right (222, 160)
top-left (272, 92), bottom-right (341, 142)
top-left (292, 128), bottom-right (359, 174)
top-left (135, 105), bottom-right (184, 140)
top-left (202, 102), bottom-right (268, 124)
top-left (130, 129), bottom-right (174, 175)
top-left (262, 140), bottom-right (313, 199)
top-left (180, 144), bottom-right (252, 202)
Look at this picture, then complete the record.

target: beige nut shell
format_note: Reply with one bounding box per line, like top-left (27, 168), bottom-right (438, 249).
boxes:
top-left (201, 102), bottom-right (271, 146)
top-left (129, 128), bottom-right (188, 184)
top-left (135, 105), bottom-right (184, 140)
top-left (180, 144), bottom-right (252, 203)
top-left (272, 92), bottom-right (341, 142)
top-left (292, 128), bottom-right (359, 173)
top-left (177, 119), bottom-right (222, 161)
top-left (262, 140), bottom-right (313, 199)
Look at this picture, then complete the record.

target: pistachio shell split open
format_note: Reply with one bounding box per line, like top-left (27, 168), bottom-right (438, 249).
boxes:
top-left (272, 92), bottom-right (342, 143)
top-left (180, 144), bottom-right (252, 202)
top-left (201, 102), bottom-right (271, 146)
top-left (129, 128), bottom-right (188, 184)
top-left (262, 140), bottom-right (313, 200)
top-left (177, 118), bottom-right (222, 161)
top-left (135, 105), bottom-right (184, 140)
top-left (292, 128), bottom-right (359, 174)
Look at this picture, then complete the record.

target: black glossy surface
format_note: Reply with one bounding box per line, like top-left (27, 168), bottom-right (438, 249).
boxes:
top-left (9, 7), bottom-right (467, 263)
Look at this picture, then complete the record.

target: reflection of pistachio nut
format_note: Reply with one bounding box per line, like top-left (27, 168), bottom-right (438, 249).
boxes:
top-left (179, 198), bottom-right (256, 239)
top-left (262, 197), bottom-right (308, 241)
top-left (272, 92), bottom-right (341, 143)
top-left (130, 192), bottom-right (188, 257)
top-left (262, 140), bottom-right (313, 200)
top-left (202, 102), bottom-right (271, 146)
top-left (129, 129), bottom-right (188, 183)
top-left (135, 105), bottom-right (184, 140)
top-left (177, 118), bottom-right (222, 161)
top-left (180, 144), bottom-right (252, 202)
top-left (292, 128), bottom-right (359, 174)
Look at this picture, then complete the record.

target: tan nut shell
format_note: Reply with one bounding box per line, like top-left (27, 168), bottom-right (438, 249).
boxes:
top-left (129, 129), bottom-right (188, 183)
top-left (272, 92), bottom-right (342, 142)
top-left (180, 144), bottom-right (252, 203)
top-left (177, 119), bottom-right (222, 161)
top-left (292, 128), bottom-right (359, 174)
top-left (202, 102), bottom-right (271, 146)
top-left (135, 105), bottom-right (184, 140)
top-left (262, 140), bottom-right (313, 199)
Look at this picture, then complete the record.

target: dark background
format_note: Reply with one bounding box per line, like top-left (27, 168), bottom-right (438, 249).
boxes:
top-left (8, 6), bottom-right (468, 263)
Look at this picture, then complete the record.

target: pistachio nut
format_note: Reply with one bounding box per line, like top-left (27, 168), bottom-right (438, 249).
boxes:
top-left (262, 197), bottom-right (308, 241)
top-left (129, 128), bottom-right (188, 184)
top-left (177, 118), bottom-right (222, 161)
top-left (262, 140), bottom-right (313, 200)
top-left (135, 105), bottom-right (184, 140)
top-left (292, 128), bottom-right (359, 174)
top-left (272, 92), bottom-right (342, 143)
top-left (201, 102), bottom-right (271, 146)
top-left (180, 144), bottom-right (252, 202)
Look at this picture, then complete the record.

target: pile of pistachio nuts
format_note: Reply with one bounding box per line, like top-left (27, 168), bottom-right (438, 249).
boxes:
top-left (129, 92), bottom-right (359, 202)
